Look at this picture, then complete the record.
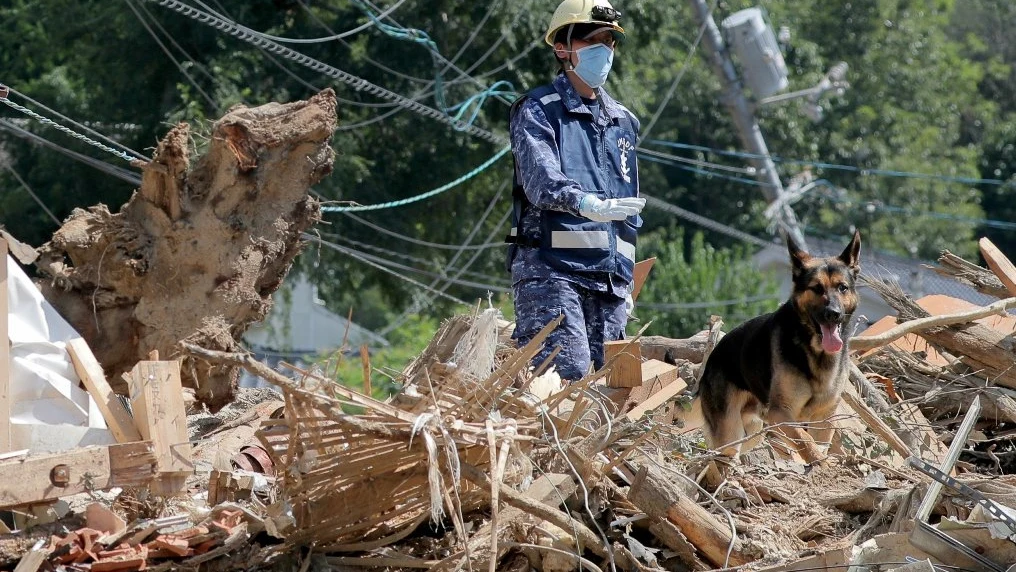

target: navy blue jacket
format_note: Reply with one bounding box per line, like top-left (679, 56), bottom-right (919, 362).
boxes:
top-left (507, 73), bottom-right (641, 294)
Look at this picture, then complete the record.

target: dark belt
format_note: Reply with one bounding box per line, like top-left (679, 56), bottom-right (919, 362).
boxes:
top-left (504, 234), bottom-right (540, 248)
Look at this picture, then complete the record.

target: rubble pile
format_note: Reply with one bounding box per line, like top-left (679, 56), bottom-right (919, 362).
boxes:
top-left (5, 180), bottom-right (1016, 571)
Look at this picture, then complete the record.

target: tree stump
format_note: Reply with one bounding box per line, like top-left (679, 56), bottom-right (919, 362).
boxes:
top-left (34, 90), bottom-right (338, 410)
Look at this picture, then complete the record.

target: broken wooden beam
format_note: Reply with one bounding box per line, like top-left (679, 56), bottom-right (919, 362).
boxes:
top-left (639, 331), bottom-right (714, 364)
top-left (67, 338), bottom-right (142, 444)
top-left (12, 549), bottom-right (47, 572)
top-left (840, 387), bottom-right (914, 459)
top-left (628, 463), bottom-right (754, 568)
top-left (979, 237), bottom-right (1016, 296)
top-left (0, 441), bottom-right (156, 508)
top-left (625, 371), bottom-right (688, 422)
top-left (128, 359), bottom-right (193, 496)
top-left (849, 295), bottom-right (1016, 351)
top-left (604, 339), bottom-right (642, 388)
top-left (934, 250), bottom-right (1010, 300)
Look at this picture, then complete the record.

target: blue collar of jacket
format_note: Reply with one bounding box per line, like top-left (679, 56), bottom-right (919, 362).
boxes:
top-left (551, 73), bottom-right (626, 127)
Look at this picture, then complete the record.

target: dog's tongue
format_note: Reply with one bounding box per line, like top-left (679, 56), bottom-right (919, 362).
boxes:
top-left (820, 323), bottom-right (844, 353)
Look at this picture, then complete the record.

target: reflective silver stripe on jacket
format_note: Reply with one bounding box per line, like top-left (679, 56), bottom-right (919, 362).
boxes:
top-left (550, 230), bottom-right (609, 250)
top-left (509, 227), bottom-right (518, 237)
top-left (617, 237), bottom-right (636, 262)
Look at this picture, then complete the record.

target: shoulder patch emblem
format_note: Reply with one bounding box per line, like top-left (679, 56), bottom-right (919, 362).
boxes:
top-left (617, 137), bottom-right (634, 183)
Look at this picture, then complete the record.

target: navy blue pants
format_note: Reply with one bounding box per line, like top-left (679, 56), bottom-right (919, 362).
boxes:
top-left (512, 278), bottom-right (627, 381)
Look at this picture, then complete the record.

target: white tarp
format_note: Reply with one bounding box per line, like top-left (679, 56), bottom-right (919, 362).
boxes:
top-left (6, 254), bottom-right (113, 452)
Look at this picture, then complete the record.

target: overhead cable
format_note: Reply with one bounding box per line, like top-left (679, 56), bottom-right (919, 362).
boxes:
top-left (305, 234), bottom-right (471, 306)
top-left (377, 183), bottom-right (511, 335)
top-left (639, 152), bottom-right (770, 187)
top-left (638, 0), bottom-right (716, 145)
top-left (647, 139), bottom-right (1013, 187)
top-left (320, 145), bottom-right (510, 212)
top-left (0, 87), bottom-right (144, 164)
top-left (643, 194), bottom-right (776, 249)
top-left (306, 234), bottom-right (507, 296)
top-left (124, 0), bottom-right (219, 110)
top-left (144, 0), bottom-right (507, 145)
top-left (0, 119), bottom-right (142, 186)
top-left (3, 164), bottom-right (62, 225)
top-left (194, 0), bottom-right (410, 44)
top-left (341, 212), bottom-right (504, 250)
top-left (640, 293), bottom-right (781, 310)
top-left (319, 230), bottom-right (510, 285)
top-left (2, 87), bottom-right (149, 161)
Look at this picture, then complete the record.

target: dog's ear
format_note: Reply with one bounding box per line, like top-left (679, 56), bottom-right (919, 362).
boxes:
top-left (839, 230), bottom-right (861, 274)
top-left (787, 235), bottom-right (811, 278)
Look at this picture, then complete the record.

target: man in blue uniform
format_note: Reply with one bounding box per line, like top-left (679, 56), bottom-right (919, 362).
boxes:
top-left (507, 0), bottom-right (645, 381)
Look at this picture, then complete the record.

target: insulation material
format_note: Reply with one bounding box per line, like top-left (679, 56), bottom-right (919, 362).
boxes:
top-left (5, 254), bottom-right (112, 451)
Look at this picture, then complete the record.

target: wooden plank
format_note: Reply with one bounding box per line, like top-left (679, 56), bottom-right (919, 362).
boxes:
top-left (640, 359), bottom-right (679, 386)
top-left (129, 360), bottom-right (193, 496)
top-left (12, 550), bottom-right (48, 572)
top-left (360, 344), bottom-right (372, 397)
top-left (66, 338), bottom-right (142, 444)
top-left (979, 237), bottom-right (1016, 296)
top-left (631, 257), bottom-right (657, 302)
top-left (1, 238), bottom-right (9, 453)
top-left (629, 463), bottom-right (753, 567)
top-left (840, 387), bottom-right (913, 460)
top-left (0, 442), bottom-right (156, 508)
top-left (626, 374), bottom-right (688, 422)
top-left (604, 340), bottom-right (643, 388)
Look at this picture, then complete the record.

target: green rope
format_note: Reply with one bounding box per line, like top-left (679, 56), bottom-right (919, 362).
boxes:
top-left (321, 146), bottom-right (510, 213)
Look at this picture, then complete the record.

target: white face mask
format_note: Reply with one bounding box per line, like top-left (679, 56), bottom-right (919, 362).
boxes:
top-left (570, 43), bottom-right (614, 89)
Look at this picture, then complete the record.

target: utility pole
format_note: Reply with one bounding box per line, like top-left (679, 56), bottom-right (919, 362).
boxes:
top-left (689, 0), bottom-right (808, 249)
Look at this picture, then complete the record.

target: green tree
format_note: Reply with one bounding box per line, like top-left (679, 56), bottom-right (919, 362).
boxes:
top-left (637, 226), bottom-right (781, 338)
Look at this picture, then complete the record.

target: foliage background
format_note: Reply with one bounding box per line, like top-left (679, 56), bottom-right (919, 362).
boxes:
top-left (2, 0), bottom-right (1014, 387)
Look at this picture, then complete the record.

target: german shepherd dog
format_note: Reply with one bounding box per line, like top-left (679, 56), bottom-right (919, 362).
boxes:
top-left (699, 231), bottom-right (861, 462)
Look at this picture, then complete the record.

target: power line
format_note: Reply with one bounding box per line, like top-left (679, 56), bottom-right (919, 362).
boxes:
top-left (638, 0), bottom-right (716, 144)
top-left (124, 0), bottom-right (219, 110)
top-left (640, 293), bottom-right (781, 310)
top-left (341, 212), bottom-right (504, 250)
top-left (638, 146), bottom-right (759, 176)
top-left (0, 119), bottom-right (142, 186)
top-left (377, 182), bottom-right (511, 335)
top-left (307, 234), bottom-right (471, 306)
top-left (294, 0), bottom-right (520, 129)
top-left (643, 194), bottom-right (775, 249)
top-left (644, 149), bottom-right (1016, 233)
top-left (320, 145), bottom-right (510, 212)
top-left (2, 87), bottom-right (149, 162)
top-left (318, 230), bottom-right (510, 285)
top-left (314, 236), bottom-right (509, 293)
top-left (296, 0), bottom-right (435, 85)
top-left (145, 0), bottom-right (507, 145)
top-left (646, 139), bottom-right (1014, 187)
top-left (3, 164), bottom-right (62, 225)
top-left (639, 152), bottom-right (769, 187)
top-left (197, 0), bottom-right (405, 109)
top-left (195, 0), bottom-right (410, 44)
top-left (134, 0), bottom-right (219, 84)
top-left (0, 87), bottom-right (144, 164)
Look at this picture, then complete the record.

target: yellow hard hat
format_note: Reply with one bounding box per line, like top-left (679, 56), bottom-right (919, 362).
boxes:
top-left (544, 0), bottom-right (626, 47)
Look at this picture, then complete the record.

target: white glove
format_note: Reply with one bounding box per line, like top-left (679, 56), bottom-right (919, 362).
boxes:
top-left (578, 194), bottom-right (646, 222)
top-left (624, 293), bottom-right (635, 318)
